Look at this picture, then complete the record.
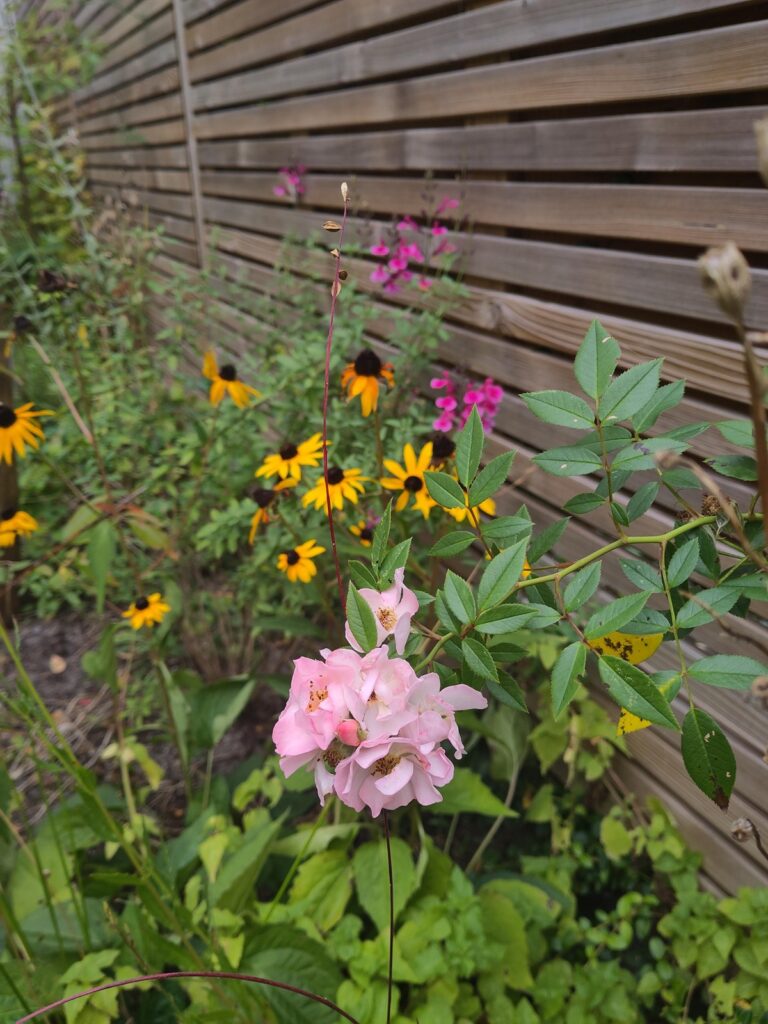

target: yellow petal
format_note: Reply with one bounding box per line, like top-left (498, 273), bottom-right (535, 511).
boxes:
top-left (202, 350), bottom-right (218, 380)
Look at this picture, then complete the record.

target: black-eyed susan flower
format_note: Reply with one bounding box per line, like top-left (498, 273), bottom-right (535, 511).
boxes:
top-left (429, 433), bottom-right (456, 469)
top-left (277, 539), bottom-right (325, 583)
top-left (256, 433), bottom-right (326, 483)
top-left (341, 348), bottom-right (394, 417)
top-left (202, 350), bottom-right (261, 408)
top-left (302, 466), bottom-right (367, 512)
top-left (0, 508), bottom-right (38, 548)
top-left (446, 486), bottom-right (496, 524)
top-left (0, 402), bottom-right (52, 465)
top-left (122, 592), bottom-right (171, 630)
top-left (248, 479), bottom-right (295, 543)
top-left (350, 518), bottom-right (378, 546)
top-left (381, 442), bottom-right (436, 518)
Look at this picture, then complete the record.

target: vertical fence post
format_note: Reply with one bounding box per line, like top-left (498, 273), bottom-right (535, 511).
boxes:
top-left (170, 0), bottom-right (207, 271)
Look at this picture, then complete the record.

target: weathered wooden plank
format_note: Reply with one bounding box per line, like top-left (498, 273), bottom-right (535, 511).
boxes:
top-left (97, 0), bottom-right (170, 52)
top-left (72, 65), bottom-right (180, 120)
top-left (95, 8), bottom-right (175, 77)
top-left (192, 0), bottom-right (764, 108)
top-left (194, 21), bottom-right (768, 138)
top-left (184, 0), bottom-right (316, 31)
top-left (83, 119), bottom-right (187, 148)
top-left (76, 38), bottom-right (178, 103)
top-left (89, 166), bottom-right (191, 192)
top-left (91, 183), bottom-right (195, 218)
top-left (87, 145), bottom-right (188, 169)
top-left (196, 106), bottom-right (766, 173)
top-left (79, 93), bottom-right (184, 134)
top-left (188, 0), bottom-right (458, 80)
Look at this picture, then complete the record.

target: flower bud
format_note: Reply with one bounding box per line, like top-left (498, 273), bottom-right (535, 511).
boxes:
top-left (731, 817), bottom-right (755, 843)
top-left (698, 243), bottom-right (751, 322)
top-left (755, 117), bottom-right (768, 188)
top-left (337, 719), bottom-right (362, 747)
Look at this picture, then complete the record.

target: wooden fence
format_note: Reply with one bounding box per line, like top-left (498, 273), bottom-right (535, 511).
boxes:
top-left (30, 0), bottom-right (768, 893)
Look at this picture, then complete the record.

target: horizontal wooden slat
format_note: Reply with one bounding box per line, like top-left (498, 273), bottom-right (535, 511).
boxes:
top-left (82, 119), bottom-right (187, 148)
top-left (76, 38), bottom-right (178, 103)
top-left (87, 145), bottom-right (189, 169)
top-left (97, 0), bottom-right (171, 52)
top-left (89, 166), bottom-right (191, 192)
top-left (184, 0), bottom-right (317, 31)
top-left (194, 21), bottom-right (768, 138)
top-left (79, 93), bottom-right (184, 134)
top-left (71, 65), bottom-right (181, 121)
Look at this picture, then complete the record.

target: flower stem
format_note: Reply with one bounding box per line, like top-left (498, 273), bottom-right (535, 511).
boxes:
top-left (382, 810), bottom-right (395, 1024)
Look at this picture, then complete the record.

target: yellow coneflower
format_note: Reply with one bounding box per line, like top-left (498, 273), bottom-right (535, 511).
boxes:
top-left (350, 520), bottom-right (376, 546)
top-left (122, 592), bottom-right (171, 630)
top-left (381, 442), bottom-right (436, 518)
top-left (445, 485), bottom-right (496, 524)
top-left (0, 508), bottom-right (38, 548)
top-left (429, 434), bottom-right (456, 469)
top-left (302, 466), bottom-right (367, 512)
top-left (341, 349), bottom-right (394, 417)
top-left (256, 433), bottom-right (327, 482)
top-left (202, 350), bottom-right (261, 409)
top-left (248, 479), bottom-right (295, 543)
top-left (0, 402), bottom-right (52, 465)
top-left (277, 539), bottom-right (325, 583)
top-left (522, 559), bottom-right (532, 579)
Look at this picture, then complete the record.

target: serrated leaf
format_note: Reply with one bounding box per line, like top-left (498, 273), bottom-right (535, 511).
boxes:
top-left (468, 451), bottom-right (515, 506)
top-left (477, 540), bottom-right (528, 609)
top-left (563, 562), bottom-right (601, 612)
top-left (378, 538), bottom-right (411, 585)
top-left (475, 604), bottom-right (536, 634)
top-left (521, 390), bottom-right (595, 429)
top-left (348, 560), bottom-right (378, 589)
top-left (675, 586), bottom-right (741, 629)
top-left (428, 531), bottom-right (476, 557)
top-left (574, 320), bottom-right (620, 400)
top-left (370, 500), bottom-right (392, 569)
top-left (667, 536), bottom-right (700, 588)
top-left (706, 454), bottom-right (758, 481)
top-left (443, 570), bottom-right (476, 625)
top-left (632, 379), bottom-right (685, 432)
top-left (588, 630), bottom-right (664, 665)
top-left (584, 591), bottom-right (652, 640)
top-left (462, 637), bottom-right (499, 682)
top-left (482, 514), bottom-right (533, 544)
top-left (715, 419), bottom-right (755, 448)
top-left (346, 583), bottom-right (379, 652)
top-left (551, 642), bottom-right (586, 718)
top-left (527, 517), bottom-right (570, 563)
top-left (688, 654), bottom-right (768, 690)
top-left (598, 359), bottom-right (662, 424)
top-left (563, 492), bottom-right (605, 515)
top-left (455, 405), bottom-right (485, 486)
top-left (681, 709), bottom-right (735, 808)
top-left (611, 436), bottom-right (687, 472)
top-left (486, 674), bottom-right (527, 712)
top-left (620, 558), bottom-right (663, 593)
top-left (425, 470), bottom-right (466, 509)
top-left (532, 446), bottom-right (603, 477)
top-left (598, 656), bottom-right (679, 730)
top-left (625, 482), bottom-right (659, 523)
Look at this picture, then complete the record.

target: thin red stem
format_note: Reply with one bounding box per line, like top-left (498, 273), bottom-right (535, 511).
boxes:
top-left (15, 971), bottom-right (361, 1024)
top-left (383, 810), bottom-right (395, 1024)
top-left (322, 194), bottom-right (349, 614)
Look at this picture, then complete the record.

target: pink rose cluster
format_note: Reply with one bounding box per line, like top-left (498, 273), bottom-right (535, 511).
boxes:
top-left (273, 165), bottom-right (306, 201)
top-left (431, 374), bottom-right (503, 433)
top-left (369, 196), bottom-right (460, 295)
top-left (272, 568), bottom-right (487, 816)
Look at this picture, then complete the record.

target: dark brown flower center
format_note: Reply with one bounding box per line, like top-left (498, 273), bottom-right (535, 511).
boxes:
top-left (219, 364), bottom-right (237, 381)
top-left (354, 349), bottom-right (382, 377)
top-left (360, 527), bottom-right (373, 541)
top-left (0, 507), bottom-right (17, 521)
top-left (0, 405), bottom-right (17, 428)
top-left (252, 487), bottom-right (275, 508)
top-left (134, 596), bottom-right (149, 610)
top-left (327, 466), bottom-right (344, 485)
top-left (404, 475), bottom-right (423, 492)
top-left (280, 443), bottom-right (298, 460)
top-left (285, 550), bottom-right (300, 565)
top-left (431, 434), bottom-right (456, 461)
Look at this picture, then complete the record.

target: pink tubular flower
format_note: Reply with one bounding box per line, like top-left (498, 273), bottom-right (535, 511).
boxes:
top-left (388, 256), bottom-right (409, 273)
top-left (431, 223), bottom-right (448, 237)
top-left (272, 185), bottom-right (287, 197)
top-left (370, 265), bottom-right (390, 284)
top-left (435, 395), bottom-right (457, 412)
top-left (398, 242), bottom-right (424, 263)
top-left (436, 197), bottom-right (460, 215)
top-left (334, 737), bottom-right (454, 816)
top-left (430, 375), bottom-right (451, 390)
top-left (345, 567), bottom-right (419, 654)
top-left (370, 243), bottom-right (390, 257)
top-left (418, 277), bottom-right (433, 290)
top-left (397, 216), bottom-right (419, 231)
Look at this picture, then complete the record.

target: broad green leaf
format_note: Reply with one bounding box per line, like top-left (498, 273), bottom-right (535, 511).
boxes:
top-left (562, 492), bottom-right (605, 515)
top-left (611, 501), bottom-right (629, 528)
top-left (462, 637), bottom-right (499, 682)
top-left (378, 537), bottom-right (411, 585)
top-left (468, 450), bottom-right (515, 506)
top-left (478, 889), bottom-right (533, 988)
top-left (681, 709), bottom-right (735, 809)
top-left (433, 768), bottom-right (518, 818)
top-left (348, 560), bottom-right (378, 589)
top-left (584, 591), bottom-right (652, 640)
top-left (611, 436), bottom-right (687, 472)
top-left (477, 539), bottom-right (528, 608)
top-left (475, 604), bottom-right (536, 634)
top-left (675, 587), bottom-right (741, 629)
top-left (424, 470), bottom-right (466, 509)
top-left (428, 531), bottom-right (476, 557)
top-left (598, 656), bottom-right (679, 730)
top-left (482, 513), bottom-right (532, 544)
top-left (455, 405), bottom-right (484, 486)
top-left (486, 674), bottom-right (527, 712)
top-left (346, 582), bottom-right (379, 652)
top-left (443, 570), bottom-right (476, 625)
top-left (551, 642), bottom-right (586, 719)
top-left (667, 536), bottom-right (700, 588)
top-left (716, 419), bottom-right (754, 447)
top-left (563, 562), bottom-right (601, 612)
top-left (521, 390), bottom-right (595, 429)
top-left (532, 446), bottom-right (603, 477)
top-left (352, 839), bottom-right (416, 932)
top-left (187, 677), bottom-right (256, 751)
top-left (371, 499), bottom-right (392, 568)
top-left (211, 811), bottom-right (283, 911)
top-left (527, 517), bottom-right (570, 563)
top-left (720, 572), bottom-right (768, 601)
top-left (574, 319), bottom-right (620, 400)
top-left (600, 816), bottom-right (633, 859)
top-left (620, 558), bottom-right (663, 593)
top-left (87, 520), bottom-right (117, 614)
top-left (688, 654), bottom-right (767, 690)
top-left (598, 359), bottom-right (662, 424)
top-left (625, 482), bottom-right (659, 523)
top-left (706, 454), bottom-right (758, 481)
top-left (632, 379), bottom-right (685, 432)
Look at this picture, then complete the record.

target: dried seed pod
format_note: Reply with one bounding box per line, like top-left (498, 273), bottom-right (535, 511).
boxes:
top-left (338, 269), bottom-right (348, 281)
top-left (731, 818), bottom-right (754, 843)
top-left (701, 494), bottom-right (722, 517)
top-left (329, 248), bottom-right (340, 258)
top-left (323, 220), bottom-right (342, 232)
top-left (755, 117), bottom-right (768, 188)
top-left (341, 181), bottom-right (349, 202)
top-left (331, 280), bottom-right (342, 298)
top-left (699, 243), bottom-right (751, 322)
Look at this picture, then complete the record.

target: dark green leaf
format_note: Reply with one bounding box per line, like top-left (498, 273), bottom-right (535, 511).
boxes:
top-left (563, 492), bottom-right (605, 515)
top-left (675, 587), bottom-right (741, 630)
top-left (87, 520), bottom-right (117, 614)
top-left (574, 320), bottom-right (620, 400)
top-left (348, 560), bottom-right (378, 589)
top-left (688, 654), bottom-right (767, 690)
top-left (462, 637), bottom-right (499, 682)
top-left (455, 406), bottom-right (485, 486)
top-left (478, 540), bottom-right (528, 609)
top-left (715, 419), bottom-right (754, 448)
top-left (620, 558), bottom-right (663, 593)
top-left (378, 538), bottom-right (411, 585)
top-left (612, 437), bottom-right (687, 472)
top-left (346, 583), bottom-right (379, 652)
top-left (667, 536), bottom-right (700, 588)
top-left (532, 446), bottom-right (603, 477)
top-left (371, 500), bottom-right (392, 569)
top-left (482, 515), bottom-right (533, 545)
top-left (443, 570), bottom-right (476, 625)
top-left (521, 390), bottom-right (595, 429)
top-left (486, 674), bottom-right (528, 712)
top-left (564, 562), bottom-right (601, 612)
top-left (475, 604), bottom-right (536, 634)
top-left (188, 677), bottom-right (257, 750)
top-left (585, 591), bottom-right (652, 640)
top-left (626, 482), bottom-right (659, 523)
top-left (551, 642), bottom-right (586, 719)
top-left (525, 604), bottom-right (562, 628)
top-left (527, 517), bottom-right (570, 563)
top-left (598, 657), bottom-right (679, 730)
top-left (681, 709), bottom-right (735, 809)
top-left (598, 359), bottom-right (662, 424)
top-left (425, 470), bottom-right (466, 509)
top-left (632, 379), bottom-right (685, 432)
top-left (428, 531), bottom-right (476, 557)
top-left (707, 455), bottom-right (758, 481)
top-left (611, 501), bottom-right (630, 528)
top-left (468, 451), bottom-right (515, 506)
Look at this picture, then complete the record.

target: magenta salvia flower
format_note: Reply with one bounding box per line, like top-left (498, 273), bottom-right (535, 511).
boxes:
top-left (272, 569), bottom-right (486, 814)
top-left (397, 216), bottom-right (419, 231)
top-left (431, 223), bottom-right (448, 237)
top-left (460, 377), bottom-right (503, 431)
top-left (370, 243), bottom-right (390, 257)
top-left (436, 196), bottom-right (460, 215)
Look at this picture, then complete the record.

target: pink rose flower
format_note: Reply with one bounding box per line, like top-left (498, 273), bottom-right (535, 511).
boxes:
top-left (334, 737), bottom-right (454, 816)
top-left (345, 567), bottom-right (419, 655)
top-left (400, 673), bottom-right (487, 757)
